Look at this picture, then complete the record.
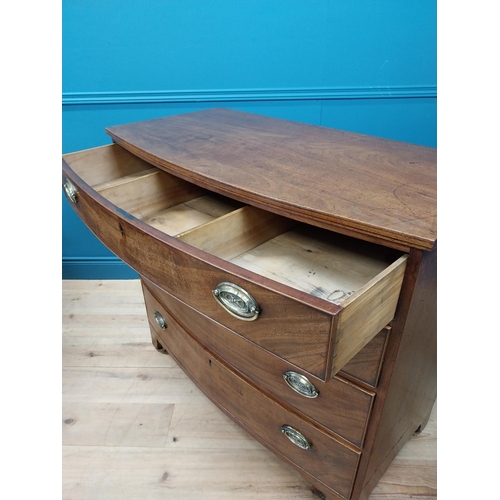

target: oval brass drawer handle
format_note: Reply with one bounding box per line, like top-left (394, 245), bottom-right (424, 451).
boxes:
top-left (281, 425), bottom-right (312, 450)
top-left (154, 311), bottom-right (167, 330)
top-left (63, 179), bottom-right (78, 203)
top-left (283, 371), bottom-right (319, 399)
top-left (212, 282), bottom-right (260, 321)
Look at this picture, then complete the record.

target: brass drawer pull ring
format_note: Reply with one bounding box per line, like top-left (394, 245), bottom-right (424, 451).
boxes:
top-left (283, 371), bottom-right (319, 398)
top-left (212, 282), bottom-right (260, 321)
top-left (154, 311), bottom-right (167, 330)
top-left (281, 425), bottom-right (312, 450)
top-left (63, 179), bottom-right (78, 203)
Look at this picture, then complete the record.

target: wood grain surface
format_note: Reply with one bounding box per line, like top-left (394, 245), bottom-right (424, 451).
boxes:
top-left (106, 108), bottom-right (437, 251)
top-left (62, 280), bottom-right (436, 500)
top-left (357, 247), bottom-right (437, 500)
top-left (147, 297), bottom-right (360, 499)
top-left (141, 277), bottom-right (374, 450)
top-left (61, 167), bottom-right (335, 378)
top-left (62, 154), bottom-right (409, 379)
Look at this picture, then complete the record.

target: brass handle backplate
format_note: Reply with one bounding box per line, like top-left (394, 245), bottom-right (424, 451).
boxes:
top-left (281, 425), bottom-right (311, 450)
top-left (212, 282), bottom-right (260, 321)
top-left (154, 311), bottom-right (167, 330)
top-left (63, 179), bottom-right (78, 203)
top-left (283, 371), bottom-right (319, 398)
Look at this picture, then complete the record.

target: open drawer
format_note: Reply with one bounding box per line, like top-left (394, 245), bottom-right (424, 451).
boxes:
top-left (62, 143), bottom-right (408, 379)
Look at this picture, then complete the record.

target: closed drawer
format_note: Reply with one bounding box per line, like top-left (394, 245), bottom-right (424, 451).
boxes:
top-left (340, 327), bottom-right (390, 388)
top-left (143, 277), bottom-right (374, 448)
top-left (147, 298), bottom-right (360, 500)
top-left (63, 143), bottom-right (408, 379)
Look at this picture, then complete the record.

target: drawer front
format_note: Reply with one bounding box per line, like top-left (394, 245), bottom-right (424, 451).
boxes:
top-left (147, 298), bottom-right (360, 499)
top-left (63, 144), bottom-right (407, 381)
top-left (143, 278), bottom-right (374, 449)
top-left (62, 166), bottom-right (332, 379)
top-left (340, 327), bottom-right (390, 388)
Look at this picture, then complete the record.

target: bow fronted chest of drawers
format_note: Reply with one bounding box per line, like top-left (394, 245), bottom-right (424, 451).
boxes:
top-left (62, 109), bottom-right (436, 500)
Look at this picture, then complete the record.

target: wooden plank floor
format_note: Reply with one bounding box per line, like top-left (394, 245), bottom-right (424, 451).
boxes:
top-left (62, 280), bottom-right (437, 500)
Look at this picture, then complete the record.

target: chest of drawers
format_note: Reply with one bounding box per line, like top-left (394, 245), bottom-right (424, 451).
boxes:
top-left (62, 108), bottom-right (436, 500)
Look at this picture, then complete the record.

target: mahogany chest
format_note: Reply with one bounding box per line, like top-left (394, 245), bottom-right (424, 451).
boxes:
top-left (62, 108), bottom-right (436, 500)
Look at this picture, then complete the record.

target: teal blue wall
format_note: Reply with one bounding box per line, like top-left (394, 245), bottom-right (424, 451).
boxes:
top-left (62, 0), bottom-right (437, 279)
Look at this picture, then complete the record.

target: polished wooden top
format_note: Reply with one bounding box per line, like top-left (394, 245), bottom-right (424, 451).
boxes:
top-left (106, 108), bottom-right (436, 251)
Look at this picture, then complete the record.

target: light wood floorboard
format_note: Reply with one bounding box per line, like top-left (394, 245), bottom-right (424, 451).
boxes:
top-left (62, 279), bottom-right (437, 500)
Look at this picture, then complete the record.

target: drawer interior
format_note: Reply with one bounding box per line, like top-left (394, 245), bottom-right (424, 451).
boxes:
top-left (178, 209), bottom-right (403, 304)
top-left (97, 170), bottom-right (243, 235)
top-left (65, 144), bottom-right (244, 236)
top-left (64, 144), bottom-right (407, 308)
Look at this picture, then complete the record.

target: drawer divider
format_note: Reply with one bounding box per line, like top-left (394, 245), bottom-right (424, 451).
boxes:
top-left (176, 205), bottom-right (297, 260)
